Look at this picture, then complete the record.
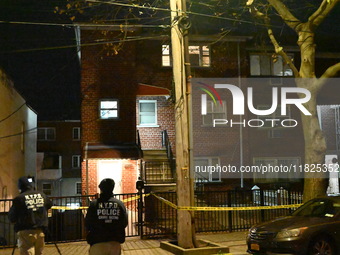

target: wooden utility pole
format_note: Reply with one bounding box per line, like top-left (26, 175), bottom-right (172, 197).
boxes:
top-left (170, 0), bottom-right (195, 249)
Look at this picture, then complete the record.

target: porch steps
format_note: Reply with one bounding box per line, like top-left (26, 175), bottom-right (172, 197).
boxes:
top-left (142, 149), bottom-right (175, 184)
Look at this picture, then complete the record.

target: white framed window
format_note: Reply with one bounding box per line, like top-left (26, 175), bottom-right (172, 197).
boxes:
top-left (257, 105), bottom-right (292, 129)
top-left (72, 155), bottom-right (81, 168)
top-left (99, 99), bottom-right (118, 119)
top-left (42, 183), bottom-right (52, 196)
top-left (162, 44), bottom-right (211, 67)
top-left (250, 53), bottom-right (293, 76)
top-left (203, 100), bottom-right (227, 126)
top-left (194, 157), bottom-right (221, 182)
top-left (253, 157), bottom-right (301, 182)
top-left (138, 100), bottom-right (158, 126)
top-left (72, 127), bottom-right (81, 140)
top-left (76, 182), bottom-right (82, 195)
top-left (37, 127), bottom-right (56, 141)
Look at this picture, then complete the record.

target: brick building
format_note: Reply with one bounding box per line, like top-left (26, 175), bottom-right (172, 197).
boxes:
top-left (79, 26), bottom-right (340, 194)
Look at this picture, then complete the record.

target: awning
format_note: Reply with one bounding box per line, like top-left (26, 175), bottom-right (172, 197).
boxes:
top-left (84, 143), bottom-right (143, 160)
top-left (137, 83), bottom-right (170, 96)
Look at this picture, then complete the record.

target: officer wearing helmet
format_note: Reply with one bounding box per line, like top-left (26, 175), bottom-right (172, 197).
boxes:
top-left (85, 178), bottom-right (128, 255)
top-left (8, 176), bottom-right (52, 255)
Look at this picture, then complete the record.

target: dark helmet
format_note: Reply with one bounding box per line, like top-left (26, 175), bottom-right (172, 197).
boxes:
top-left (98, 178), bottom-right (115, 193)
top-left (18, 176), bottom-right (34, 192)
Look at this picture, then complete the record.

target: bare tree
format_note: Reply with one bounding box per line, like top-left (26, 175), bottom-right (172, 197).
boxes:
top-left (247, 0), bottom-right (340, 201)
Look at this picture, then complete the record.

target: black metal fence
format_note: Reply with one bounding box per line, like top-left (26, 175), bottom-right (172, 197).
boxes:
top-left (0, 189), bottom-right (302, 246)
top-left (142, 189), bottom-right (303, 238)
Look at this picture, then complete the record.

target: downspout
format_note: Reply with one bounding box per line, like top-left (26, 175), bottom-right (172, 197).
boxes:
top-left (85, 142), bottom-right (89, 196)
top-left (237, 42), bottom-right (244, 188)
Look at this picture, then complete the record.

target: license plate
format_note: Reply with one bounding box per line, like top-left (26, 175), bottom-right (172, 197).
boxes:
top-left (251, 243), bottom-right (260, 251)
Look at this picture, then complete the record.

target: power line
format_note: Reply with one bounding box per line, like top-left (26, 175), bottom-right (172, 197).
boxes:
top-left (0, 103), bottom-right (26, 124)
top-left (0, 127), bottom-right (37, 140)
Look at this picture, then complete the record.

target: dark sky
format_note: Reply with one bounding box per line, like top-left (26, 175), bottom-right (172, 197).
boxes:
top-left (0, 0), bottom-right (80, 121)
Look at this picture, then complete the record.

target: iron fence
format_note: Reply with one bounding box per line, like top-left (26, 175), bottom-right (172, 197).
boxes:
top-left (142, 189), bottom-right (303, 238)
top-left (0, 189), bottom-right (303, 246)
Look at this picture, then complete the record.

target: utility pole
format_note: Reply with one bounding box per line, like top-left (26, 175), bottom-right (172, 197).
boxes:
top-left (170, 0), bottom-right (195, 249)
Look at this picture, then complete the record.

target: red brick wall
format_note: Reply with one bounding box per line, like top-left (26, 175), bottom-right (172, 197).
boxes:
top-left (137, 96), bottom-right (176, 151)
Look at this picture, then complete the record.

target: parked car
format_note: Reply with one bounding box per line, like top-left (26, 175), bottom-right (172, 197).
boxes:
top-left (247, 196), bottom-right (340, 255)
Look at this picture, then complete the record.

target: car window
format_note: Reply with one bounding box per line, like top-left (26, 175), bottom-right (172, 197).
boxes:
top-left (293, 200), bottom-right (340, 217)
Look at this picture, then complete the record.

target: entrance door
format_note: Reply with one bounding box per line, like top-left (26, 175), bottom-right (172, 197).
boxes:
top-left (97, 160), bottom-right (123, 194)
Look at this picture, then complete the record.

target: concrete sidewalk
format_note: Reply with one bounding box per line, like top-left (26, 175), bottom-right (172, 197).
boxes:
top-left (1, 232), bottom-right (248, 255)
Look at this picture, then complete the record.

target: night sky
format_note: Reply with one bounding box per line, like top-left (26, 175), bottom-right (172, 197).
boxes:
top-left (0, 0), bottom-right (339, 121)
top-left (0, 0), bottom-right (80, 121)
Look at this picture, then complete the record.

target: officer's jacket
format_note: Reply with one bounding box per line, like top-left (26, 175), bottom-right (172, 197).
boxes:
top-left (85, 193), bottom-right (128, 245)
top-left (8, 189), bottom-right (52, 232)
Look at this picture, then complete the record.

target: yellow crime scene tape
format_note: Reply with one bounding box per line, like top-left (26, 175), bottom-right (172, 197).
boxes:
top-left (50, 193), bottom-right (301, 211)
top-left (150, 193), bottom-right (302, 211)
top-left (50, 193), bottom-right (151, 211)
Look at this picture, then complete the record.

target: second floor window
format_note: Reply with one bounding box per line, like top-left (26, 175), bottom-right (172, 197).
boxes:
top-left (138, 100), bottom-right (157, 126)
top-left (37, 128), bottom-right (56, 141)
top-left (250, 53), bottom-right (293, 77)
top-left (99, 100), bottom-right (118, 119)
top-left (73, 127), bottom-right (81, 140)
top-left (72, 155), bottom-right (81, 168)
top-left (162, 44), bottom-right (211, 67)
top-left (76, 182), bottom-right (82, 195)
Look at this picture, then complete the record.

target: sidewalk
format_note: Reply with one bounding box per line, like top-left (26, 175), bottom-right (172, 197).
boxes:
top-left (1, 231), bottom-right (248, 255)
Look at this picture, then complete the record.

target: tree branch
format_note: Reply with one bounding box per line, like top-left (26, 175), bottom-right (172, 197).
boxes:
top-left (316, 62), bottom-right (340, 91)
top-left (321, 62), bottom-right (340, 78)
top-left (309, 0), bottom-right (339, 28)
top-left (266, 0), bottom-right (301, 31)
top-left (267, 27), bottom-right (300, 77)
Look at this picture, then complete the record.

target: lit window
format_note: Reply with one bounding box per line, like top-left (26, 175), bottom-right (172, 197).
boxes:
top-left (42, 183), bottom-right (52, 196)
top-left (99, 100), bottom-right (118, 119)
top-left (138, 100), bottom-right (157, 126)
top-left (250, 53), bottom-right (293, 76)
top-left (203, 100), bottom-right (227, 126)
top-left (162, 44), bottom-right (210, 67)
top-left (76, 182), bottom-right (82, 195)
top-left (72, 155), bottom-right (81, 168)
top-left (37, 128), bottom-right (56, 141)
top-left (73, 127), bottom-right (81, 140)
top-left (194, 157), bottom-right (221, 182)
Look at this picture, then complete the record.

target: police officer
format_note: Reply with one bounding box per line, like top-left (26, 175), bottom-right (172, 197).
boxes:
top-left (8, 176), bottom-right (52, 255)
top-left (85, 178), bottom-right (128, 255)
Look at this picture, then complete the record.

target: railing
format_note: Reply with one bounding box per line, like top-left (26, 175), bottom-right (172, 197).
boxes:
top-left (161, 130), bottom-right (176, 178)
top-left (0, 189), bottom-right (303, 245)
top-left (142, 161), bottom-right (174, 184)
top-left (142, 189), bottom-right (303, 238)
top-left (0, 194), bottom-right (140, 247)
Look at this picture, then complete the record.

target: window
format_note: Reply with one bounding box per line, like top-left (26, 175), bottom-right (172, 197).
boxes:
top-left (138, 100), bottom-right (158, 126)
top-left (250, 53), bottom-right (293, 76)
top-left (42, 153), bottom-right (61, 169)
top-left (76, 182), bottom-right (82, 195)
top-left (162, 44), bottom-right (211, 67)
top-left (253, 157), bottom-right (301, 182)
top-left (72, 155), bottom-right (81, 168)
top-left (42, 183), bottom-right (52, 196)
top-left (73, 127), bottom-right (81, 140)
top-left (194, 157), bottom-right (221, 182)
top-left (257, 105), bottom-right (292, 129)
top-left (99, 100), bottom-right (118, 119)
top-left (37, 128), bottom-right (56, 141)
top-left (203, 100), bottom-right (227, 126)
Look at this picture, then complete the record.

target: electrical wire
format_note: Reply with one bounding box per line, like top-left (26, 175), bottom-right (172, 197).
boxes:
top-left (0, 103), bottom-right (26, 124)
